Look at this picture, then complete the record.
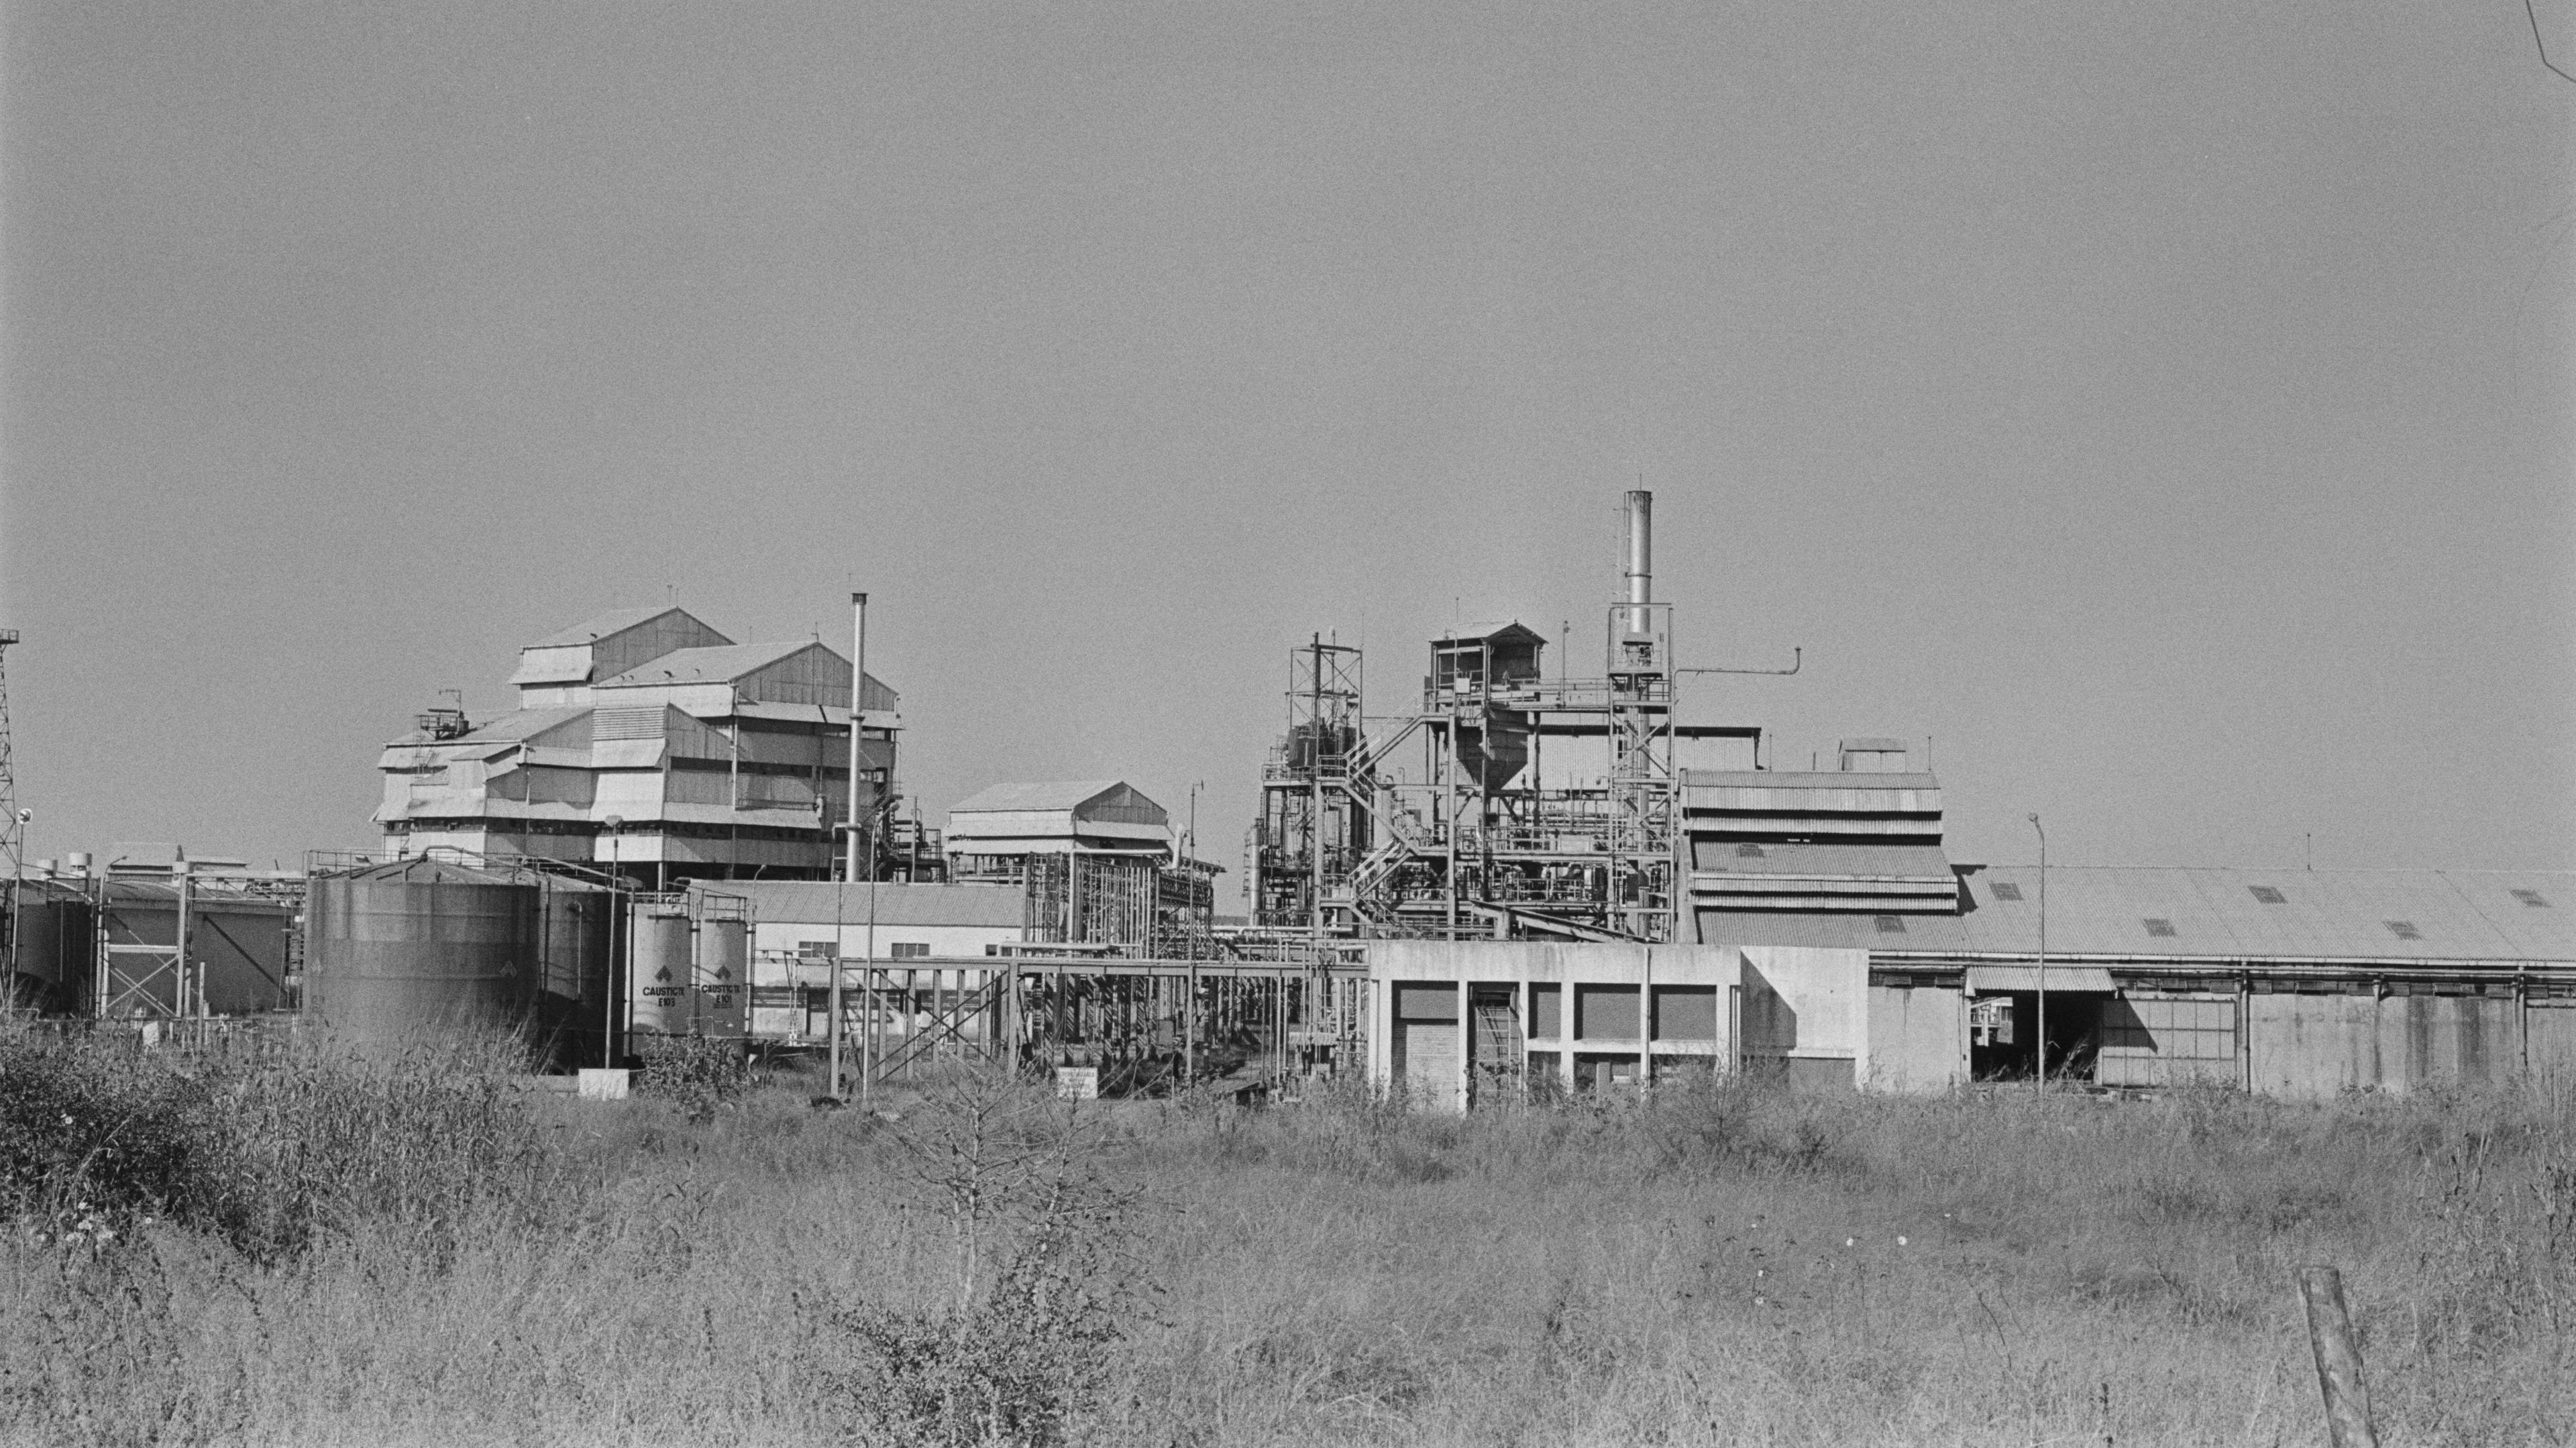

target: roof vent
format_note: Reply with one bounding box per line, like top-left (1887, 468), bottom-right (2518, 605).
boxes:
top-left (1735, 843), bottom-right (1766, 858)
top-left (2249, 885), bottom-right (2286, 904)
top-left (2512, 889), bottom-right (2549, 908)
top-left (2385, 920), bottom-right (2422, 941)
top-left (1874, 915), bottom-right (1907, 934)
top-left (1991, 883), bottom-right (2024, 902)
top-left (2143, 918), bottom-right (2178, 938)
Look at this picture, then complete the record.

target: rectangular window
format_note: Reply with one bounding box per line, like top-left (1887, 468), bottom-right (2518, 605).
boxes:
top-left (1574, 984), bottom-right (1640, 1040)
top-left (1527, 983), bottom-right (1562, 1038)
top-left (888, 942), bottom-right (930, 959)
top-left (1395, 984), bottom-right (1460, 1021)
top-left (1652, 985), bottom-right (1719, 1040)
top-left (797, 939), bottom-right (838, 960)
top-left (2249, 885), bottom-right (2286, 904)
top-left (1874, 915), bottom-right (1907, 934)
top-left (1990, 883), bottom-right (2024, 902)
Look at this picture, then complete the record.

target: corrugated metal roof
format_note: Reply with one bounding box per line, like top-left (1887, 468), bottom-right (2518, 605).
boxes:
top-left (594, 641), bottom-right (812, 687)
top-left (1435, 620), bottom-right (1548, 645)
top-left (1685, 770), bottom-right (1942, 791)
top-left (456, 707), bottom-right (590, 744)
top-left (949, 781), bottom-right (1131, 814)
top-left (1696, 911), bottom-right (1974, 950)
top-left (527, 606), bottom-right (724, 651)
top-left (1694, 843), bottom-right (1955, 879)
top-left (1945, 867), bottom-right (2576, 962)
top-left (1966, 964), bottom-right (2115, 993)
top-left (704, 881), bottom-right (1026, 929)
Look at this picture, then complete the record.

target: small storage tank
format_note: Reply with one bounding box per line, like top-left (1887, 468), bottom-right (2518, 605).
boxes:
top-left (305, 858), bottom-right (541, 1042)
top-left (694, 913), bottom-right (749, 1038)
top-left (625, 899), bottom-right (696, 1039)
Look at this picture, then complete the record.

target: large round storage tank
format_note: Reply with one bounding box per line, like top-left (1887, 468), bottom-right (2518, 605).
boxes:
top-left (305, 858), bottom-right (542, 1042)
top-left (625, 901), bottom-right (694, 1039)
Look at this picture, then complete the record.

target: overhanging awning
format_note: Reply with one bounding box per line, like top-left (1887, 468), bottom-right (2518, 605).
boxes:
top-left (1966, 965), bottom-right (2116, 993)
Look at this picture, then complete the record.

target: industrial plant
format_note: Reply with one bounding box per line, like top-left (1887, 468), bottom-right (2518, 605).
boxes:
top-left (3, 496), bottom-right (2572, 1102)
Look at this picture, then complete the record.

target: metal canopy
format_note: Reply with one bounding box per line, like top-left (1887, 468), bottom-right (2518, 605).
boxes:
top-left (1966, 964), bottom-right (2115, 993)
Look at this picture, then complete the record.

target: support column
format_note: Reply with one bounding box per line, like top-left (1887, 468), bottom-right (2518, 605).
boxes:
top-left (1640, 947), bottom-right (1654, 1087)
top-left (1456, 977), bottom-right (1470, 1112)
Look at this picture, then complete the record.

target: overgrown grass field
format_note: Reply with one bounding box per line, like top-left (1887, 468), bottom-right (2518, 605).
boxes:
top-left (5, 1022), bottom-right (2571, 1446)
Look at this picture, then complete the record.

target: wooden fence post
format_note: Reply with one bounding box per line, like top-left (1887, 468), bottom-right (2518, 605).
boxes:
top-left (2297, 1265), bottom-right (2377, 1448)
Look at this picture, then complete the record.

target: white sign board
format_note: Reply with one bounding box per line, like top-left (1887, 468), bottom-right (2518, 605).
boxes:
top-left (1055, 1066), bottom-right (1099, 1101)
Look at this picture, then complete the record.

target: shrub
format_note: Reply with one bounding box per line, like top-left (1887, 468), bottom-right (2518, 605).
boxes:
top-left (820, 1070), bottom-right (1146, 1447)
top-left (1, 1021), bottom-right (553, 1264)
top-left (633, 1035), bottom-right (751, 1123)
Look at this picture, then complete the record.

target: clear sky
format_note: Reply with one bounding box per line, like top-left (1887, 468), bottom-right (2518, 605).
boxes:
top-left (4, 1), bottom-right (2570, 893)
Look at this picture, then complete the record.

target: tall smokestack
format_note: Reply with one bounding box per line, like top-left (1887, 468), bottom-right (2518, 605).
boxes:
top-left (1623, 489), bottom-right (1652, 633)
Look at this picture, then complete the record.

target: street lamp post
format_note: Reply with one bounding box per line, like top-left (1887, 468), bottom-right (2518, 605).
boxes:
top-left (602, 815), bottom-right (624, 1070)
top-left (2027, 813), bottom-right (2047, 1095)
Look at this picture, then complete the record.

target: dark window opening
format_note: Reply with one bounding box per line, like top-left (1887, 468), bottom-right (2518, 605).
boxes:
top-left (2143, 918), bottom-right (2178, 938)
top-left (2249, 885), bottom-right (2286, 904)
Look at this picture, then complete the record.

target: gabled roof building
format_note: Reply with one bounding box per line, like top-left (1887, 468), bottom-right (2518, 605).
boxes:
top-left (375, 607), bottom-right (900, 887)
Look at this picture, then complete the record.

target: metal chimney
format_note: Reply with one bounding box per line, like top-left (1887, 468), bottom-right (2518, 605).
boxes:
top-left (1622, 490), bottom-right (1652, 634)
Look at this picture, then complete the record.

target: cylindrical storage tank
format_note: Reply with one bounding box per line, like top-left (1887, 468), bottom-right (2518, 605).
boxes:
top-left (694, 915), bottom-right (749, 1038)
top-left (537, 880), bottom-right (612, 1008)
top-left (533, 878), bottom-right (613, 1067)
top-left (305, 858), bottom-right (542, 1044)
top-left (9, 887), bottom-right (93, 1013)
top-left (625, 901), bottom-right (694, 1039)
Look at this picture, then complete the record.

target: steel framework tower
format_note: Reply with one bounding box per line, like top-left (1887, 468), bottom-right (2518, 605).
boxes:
top-left (1246, 493), bottom-right (1693, 945)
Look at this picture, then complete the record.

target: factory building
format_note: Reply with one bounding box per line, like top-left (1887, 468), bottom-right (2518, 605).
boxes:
top-left (947, 780), bottom-right (1219, 943)
top-left (1365, 868), bottom-right (2576, 1107)
top-left (374, 607), bottom-right (900, 886)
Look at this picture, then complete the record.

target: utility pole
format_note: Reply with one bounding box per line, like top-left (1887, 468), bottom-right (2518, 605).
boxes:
top-left (0, 630), bottom-right (21, 994)
top-left (2028, 813), bottom-right (2047, 1095)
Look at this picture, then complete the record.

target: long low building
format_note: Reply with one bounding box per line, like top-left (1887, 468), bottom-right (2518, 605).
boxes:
top-left (1370, 867), bottom-right (2576, 1104)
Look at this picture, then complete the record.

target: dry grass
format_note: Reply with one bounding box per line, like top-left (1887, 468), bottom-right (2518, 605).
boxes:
top-left (5, 1025), bottom-right (2572, 1447)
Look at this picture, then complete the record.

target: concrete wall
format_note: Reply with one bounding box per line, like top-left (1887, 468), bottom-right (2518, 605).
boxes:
top-left (1862, 985), bottom-right (1967, 1092)
top-left (1739, 946), bottom-right (1868, 1087)
top-left (2248, 991), bottom-right (2527, 1098)
top-left (1366, 941), bottom-right (1736, 1109)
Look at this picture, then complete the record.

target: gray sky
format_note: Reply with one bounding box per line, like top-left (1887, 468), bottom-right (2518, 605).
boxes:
top-left (5, 1), bottom-right (2571, 891)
